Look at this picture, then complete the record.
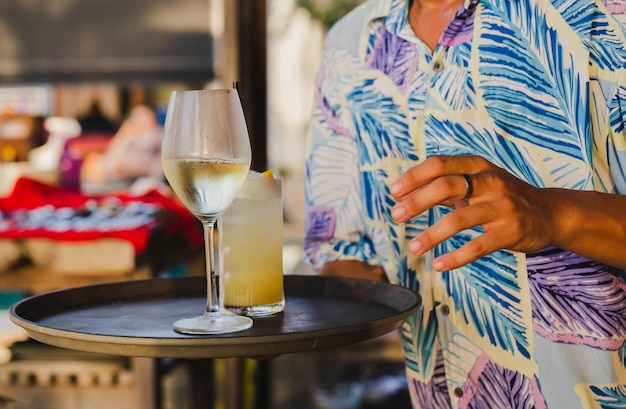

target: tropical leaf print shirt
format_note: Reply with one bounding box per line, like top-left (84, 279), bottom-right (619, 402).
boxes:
top-left (303, 0), bottom-right (626, 408)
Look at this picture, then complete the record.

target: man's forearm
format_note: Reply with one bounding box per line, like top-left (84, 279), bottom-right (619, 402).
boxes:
top-left (319, 260), bottom-right (388, 282)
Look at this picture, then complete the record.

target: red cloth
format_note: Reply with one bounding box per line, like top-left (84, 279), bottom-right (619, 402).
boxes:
top-left (0, 177), bottom-right (202, 254)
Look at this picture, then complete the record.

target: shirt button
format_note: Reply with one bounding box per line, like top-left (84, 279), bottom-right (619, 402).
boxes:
top-left (453, 387), bottom-right (464, 398)
top-left (440, 304), bottom-right (450, 316)
top-left (433, 60), bottom-right (444, 72)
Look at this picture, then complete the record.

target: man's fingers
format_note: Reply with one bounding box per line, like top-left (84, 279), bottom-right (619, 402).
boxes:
top-left (408, 203), bottom-right (491, 255)
top-left (392, 174), bottom-right (479, 222)
top-left (390, 155), bottom-right (490, 199)
top-left (431, 233), bottom-right (499, 272)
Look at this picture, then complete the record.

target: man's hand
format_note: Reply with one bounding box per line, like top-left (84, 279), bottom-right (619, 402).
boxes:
top-left (389, 155), bottom-right (564, 271)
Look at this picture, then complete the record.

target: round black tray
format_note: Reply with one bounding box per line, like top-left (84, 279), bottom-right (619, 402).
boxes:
top-left (10, 275), bottom-right (421, 358)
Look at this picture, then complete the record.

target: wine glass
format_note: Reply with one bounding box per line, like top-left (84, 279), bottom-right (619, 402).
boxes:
top-left (161, 88), bottom-right (253, 334)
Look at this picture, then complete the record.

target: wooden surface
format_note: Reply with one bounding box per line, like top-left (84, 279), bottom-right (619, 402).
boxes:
top-left (0, 264), bottom-right (153, 295)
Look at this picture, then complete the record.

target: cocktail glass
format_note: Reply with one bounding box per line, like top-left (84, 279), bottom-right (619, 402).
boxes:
top-left (222, 171), bottom-right (285, 316)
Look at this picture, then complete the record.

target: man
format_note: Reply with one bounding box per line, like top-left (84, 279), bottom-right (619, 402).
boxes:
top-left (303, 0), bottom-right (626, 407)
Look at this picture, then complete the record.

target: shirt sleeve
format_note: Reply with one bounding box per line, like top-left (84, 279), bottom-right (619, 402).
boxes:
top-left (302, 45), bottom-right (383, 272)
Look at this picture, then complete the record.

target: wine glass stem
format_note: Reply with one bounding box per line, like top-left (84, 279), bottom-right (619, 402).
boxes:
top-left (203, 219), bottom-right (221, 315)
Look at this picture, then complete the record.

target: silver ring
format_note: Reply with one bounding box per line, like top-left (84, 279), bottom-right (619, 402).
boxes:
top-left (462, 174), bottom-right (473, 200)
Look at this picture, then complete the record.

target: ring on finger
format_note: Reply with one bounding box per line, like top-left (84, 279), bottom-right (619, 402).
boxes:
top-left (462, 174), bottom-right (473, 200)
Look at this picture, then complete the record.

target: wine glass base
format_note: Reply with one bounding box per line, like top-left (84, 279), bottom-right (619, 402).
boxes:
top-left (173, 312), bottom-right (253, 335)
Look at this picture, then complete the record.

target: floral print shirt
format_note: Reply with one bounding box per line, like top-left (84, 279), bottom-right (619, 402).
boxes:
top-left (303, 0), bottom-right (626, 408)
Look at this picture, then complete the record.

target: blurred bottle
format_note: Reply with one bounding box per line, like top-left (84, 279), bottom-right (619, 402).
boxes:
top-left (1, 146), bottom-right (17, 162)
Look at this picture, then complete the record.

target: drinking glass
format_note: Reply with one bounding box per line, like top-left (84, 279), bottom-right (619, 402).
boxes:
top-left (222, 171), bottom-right (285, 316)
top-left (161, 88), bottom-right (253, 334)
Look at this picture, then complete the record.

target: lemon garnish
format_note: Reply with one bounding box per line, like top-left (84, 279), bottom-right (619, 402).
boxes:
top-left (262, 169), bottom-right (274, 178)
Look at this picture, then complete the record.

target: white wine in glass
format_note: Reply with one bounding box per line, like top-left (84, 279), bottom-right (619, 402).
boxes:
top-left (162, 88), bottom-right (253, 334)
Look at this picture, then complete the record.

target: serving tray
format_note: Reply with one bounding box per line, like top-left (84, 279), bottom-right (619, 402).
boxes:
top-left (10, 275), bottom-right (420, 358)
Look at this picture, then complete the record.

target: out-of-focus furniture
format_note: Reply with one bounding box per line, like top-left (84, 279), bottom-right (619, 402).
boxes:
top-left (271, 333), bottom-right (409, 409)
top-left (0, 176), bottom-right (203, 409)
top-left (0, 341), bottom-right (156, 409)
top-left (0, 263), bottom-right (158, 409)
top-left (0, 177), bottom-right (202, 276)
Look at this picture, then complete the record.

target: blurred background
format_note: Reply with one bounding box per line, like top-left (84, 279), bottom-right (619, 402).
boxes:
top-left (0, 0), bottom-right (359, 227)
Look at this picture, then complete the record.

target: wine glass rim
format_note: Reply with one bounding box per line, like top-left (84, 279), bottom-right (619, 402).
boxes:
top-left (171, 88), bottom-right (237, 96)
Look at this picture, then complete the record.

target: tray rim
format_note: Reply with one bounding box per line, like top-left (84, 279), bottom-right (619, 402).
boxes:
top-left (9, 274), bottom-right (421, 358)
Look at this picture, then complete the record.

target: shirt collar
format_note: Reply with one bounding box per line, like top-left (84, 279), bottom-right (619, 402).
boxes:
top-left (373, 0), bottom-right (480, 20)
top-left (375, 0), bottom-right (479, 38)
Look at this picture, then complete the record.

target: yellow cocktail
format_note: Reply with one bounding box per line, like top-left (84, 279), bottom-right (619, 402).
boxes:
top-left (221, 171), bottom-right (284, 316)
